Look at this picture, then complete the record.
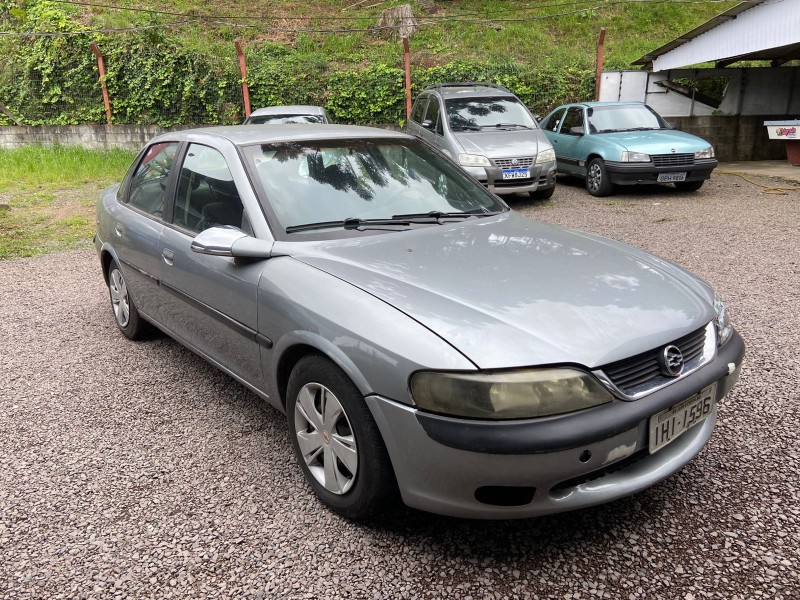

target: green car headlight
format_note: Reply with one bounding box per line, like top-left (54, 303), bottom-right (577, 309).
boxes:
top-left (535, 148), bottom-right (556, 164)
top-left (458, 153), bottom-right (492, 167)
top-left (695, 146), bottom-right (715, 159)
top-left (410, 368), bottom-right (613, 420)
top-left (620, 151), bottom-right (651, 162)
top-left (714, 293), bottom-right (732, 346)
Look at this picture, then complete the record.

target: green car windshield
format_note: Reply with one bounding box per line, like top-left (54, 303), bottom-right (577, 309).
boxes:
top-left (245, 139), bottom-right (505, 233)
top-left (589, 104), bottom-right (669, 133)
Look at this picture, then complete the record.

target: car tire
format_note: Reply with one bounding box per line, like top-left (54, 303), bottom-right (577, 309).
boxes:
top-left (675, 180), bottom-right (704, 192)
top-left (529, 186), bottom-right (555, 200)
top-left (586, 158), bottom-right (614, 197)
top-left (287, 354), bottom-right (396, 521)
top-left (107, 260), bottom-right (150, 340)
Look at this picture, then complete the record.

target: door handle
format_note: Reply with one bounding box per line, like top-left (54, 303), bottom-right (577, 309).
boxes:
top-left (114, 224), bottom-right (123, 237)
top-left (162, 248), bottom-right (174, 266)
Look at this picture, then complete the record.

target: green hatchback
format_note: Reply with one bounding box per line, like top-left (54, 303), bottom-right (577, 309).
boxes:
top-left (540, 102), bottom-right (718, 197)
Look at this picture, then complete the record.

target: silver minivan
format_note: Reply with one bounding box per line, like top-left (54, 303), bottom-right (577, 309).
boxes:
top-left (406, 83), bottom-right (557, 199)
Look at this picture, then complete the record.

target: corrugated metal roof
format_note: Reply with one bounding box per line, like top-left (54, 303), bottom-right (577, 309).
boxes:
top-left (633, 0), bottom-right (798, 69)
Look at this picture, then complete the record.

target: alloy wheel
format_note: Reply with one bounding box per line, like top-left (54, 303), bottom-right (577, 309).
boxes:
top-left (293, 382), bottom-right (358, 495)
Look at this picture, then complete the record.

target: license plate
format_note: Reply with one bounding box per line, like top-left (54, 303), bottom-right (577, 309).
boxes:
top-left (649, 383), bottom-right (716, 454)
top-left (502, 168), bottom-right (529, 180)
top-left (657, 172), bottom-right (687, 183)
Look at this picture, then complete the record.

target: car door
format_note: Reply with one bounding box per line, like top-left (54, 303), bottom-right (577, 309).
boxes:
top-left (109, 141), bottom-right (180, 321)
top-left (406, 95), bottom-right (429, 138)
top-left (417, 95), bottom-right (450, 156)
top-left (157, 142), bottom-right (267, 390)
top-left (550, 106), bottom-right (588, 175)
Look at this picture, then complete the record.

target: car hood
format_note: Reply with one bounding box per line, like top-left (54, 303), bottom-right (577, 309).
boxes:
top-left (280, 213), bottom-right (715, 370)
top-left (599, 130), bottom-right (711, 154)
top-left (454, 129), bottom-right (550, 158)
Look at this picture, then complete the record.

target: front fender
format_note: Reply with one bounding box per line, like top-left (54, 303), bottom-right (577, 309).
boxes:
top-left (258, 257), bottom-right (475, 407)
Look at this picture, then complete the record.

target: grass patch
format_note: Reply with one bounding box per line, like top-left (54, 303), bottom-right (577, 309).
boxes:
top-left (0, 146), bottom-right (135, 191)
top-left (0, 146), bottom-right (135, 259)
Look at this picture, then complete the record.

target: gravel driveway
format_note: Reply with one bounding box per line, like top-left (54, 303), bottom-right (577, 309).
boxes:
top-left (1, 173), bottom-right (798, 599)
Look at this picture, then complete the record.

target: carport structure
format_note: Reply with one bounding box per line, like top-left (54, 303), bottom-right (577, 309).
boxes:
top-left (599, 0), bottom-right (800, 161)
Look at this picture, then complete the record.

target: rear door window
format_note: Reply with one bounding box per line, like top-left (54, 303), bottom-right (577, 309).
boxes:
top-left (126, 142), bottom-right (179, 218)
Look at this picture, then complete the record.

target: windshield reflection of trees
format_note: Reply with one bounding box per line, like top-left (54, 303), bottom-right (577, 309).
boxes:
top-left (265, 141), bottom-right (420, 201)
top-left (448, 100), bottom-right (508, 129)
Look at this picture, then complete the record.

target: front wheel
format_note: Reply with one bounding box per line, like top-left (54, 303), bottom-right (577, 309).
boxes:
top-left (529, 186), bottom-right (555, 200)
top-left (287, 355), bottom-right (396, 520)
top-left (675, 180), bottom-right (704, 192)
top-left (586, 158), bottom-right (614, 197)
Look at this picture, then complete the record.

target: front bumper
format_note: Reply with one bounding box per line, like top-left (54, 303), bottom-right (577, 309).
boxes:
top-left (605, 158), bottom-right (718, 186)
top-left (463, 161), bottom-right (557, 195)
top-left (367, 330), bottom-right (744, 519)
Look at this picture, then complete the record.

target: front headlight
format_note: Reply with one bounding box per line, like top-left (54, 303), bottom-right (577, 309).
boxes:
top-left (695, 146), bottom-right (715, 159)
top-left (458, 153), bottom-right (492, 167)
top-left (620, 151), bottom-right (651, 162)
top-left (410, 368), bottom-right (613, 420)
top-left (714, 293), bottom-right (733, 346)
top-left (535, 147), bottom-right (556, 164)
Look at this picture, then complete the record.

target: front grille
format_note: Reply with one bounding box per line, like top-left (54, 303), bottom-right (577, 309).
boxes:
top-left (493, 157), bottom-right (534, 169)
top-left (652, 153), bottom-right (694, 167)
top-left (599, 326), bottom-right (709, 395)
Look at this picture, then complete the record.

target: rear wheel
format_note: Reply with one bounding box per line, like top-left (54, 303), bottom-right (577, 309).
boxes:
top-left (107, 260), bottom-right (150, 340)
top-left (586, 158), bottom-right (614, 197)
top-left (287, 354), bottom-right (396, 520)
top-left (529, 186), bottom-right (555, 200)
top-left (675, 180), bottom-right (704, 192)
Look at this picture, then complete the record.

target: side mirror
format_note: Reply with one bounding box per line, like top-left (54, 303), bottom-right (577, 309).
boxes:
top-left (421, 119), bottom-right (434, 130)
top-left (191, 226), bottom-right (273, 259)
top-left (569, 126), bottom-right (585, 136)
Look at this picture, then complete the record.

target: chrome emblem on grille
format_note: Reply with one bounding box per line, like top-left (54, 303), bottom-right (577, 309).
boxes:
top-left (659, 345), bottom-right (684, 377)
top-left (671, 148), bottom-right (676, 153)
top-left (511, 158), bottom-right (520, 166)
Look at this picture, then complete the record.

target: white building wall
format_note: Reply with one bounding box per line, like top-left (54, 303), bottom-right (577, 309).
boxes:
top-left (652, 0), bottom-right (800, 71)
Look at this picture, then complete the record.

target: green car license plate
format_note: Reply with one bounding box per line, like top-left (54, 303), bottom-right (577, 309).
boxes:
top-left (649, 383), bottom-right (716, 454)
top-left (502, 168), bottom-right (529, 180)
top-left (657, 172), bottom-right (687, 183)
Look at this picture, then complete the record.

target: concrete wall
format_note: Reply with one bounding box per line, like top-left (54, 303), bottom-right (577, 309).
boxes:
top-left (0, 121), bottom-right (787, 162)
top-left (0, 124), bottom-right (192, 150)
top-left (671, 115), bottom-right (787, 162)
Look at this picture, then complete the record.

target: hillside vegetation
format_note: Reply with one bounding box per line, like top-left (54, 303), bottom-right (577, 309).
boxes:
top-left (0, 0), bottom-right (738, 126)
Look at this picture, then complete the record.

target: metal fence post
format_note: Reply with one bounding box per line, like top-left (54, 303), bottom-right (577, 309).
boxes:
top-left (90, 42), bottom-right (112, 125)
top-left (236, 41), bottom-right (252, 119)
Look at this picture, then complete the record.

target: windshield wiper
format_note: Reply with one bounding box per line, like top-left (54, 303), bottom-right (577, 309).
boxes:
top-left (392, 210), bottom-right (501, 222)
top-left (452, 125), bottom-right (481, 131)
top-left (286, 217), bottom-right (412, 233)
top-left (492, 123), bottom-right (532, 129)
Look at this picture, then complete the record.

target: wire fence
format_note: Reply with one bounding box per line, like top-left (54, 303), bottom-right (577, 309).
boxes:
top-left (0, 41), bottom-right (595, 127)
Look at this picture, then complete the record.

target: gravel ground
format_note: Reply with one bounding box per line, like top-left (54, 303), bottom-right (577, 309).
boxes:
top-left (1, 173), bottom-right (798, 599)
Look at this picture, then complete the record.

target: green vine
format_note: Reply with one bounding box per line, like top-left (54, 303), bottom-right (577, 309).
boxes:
top-left (0, 0), bottom-right (595, 127)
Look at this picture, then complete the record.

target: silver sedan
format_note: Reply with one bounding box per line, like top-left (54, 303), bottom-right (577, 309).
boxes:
top-left (95, 125), bottom-right (744, 520)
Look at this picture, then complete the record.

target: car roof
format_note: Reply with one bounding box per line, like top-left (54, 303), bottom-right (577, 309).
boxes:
top-left (150, 125), bottom-right (411, 147)
top-left (249, 105), bottom-right (327, 116)
top-left (423, 83), bottom-right (516, 99)
top-left (560, 101), bottom-right (646, 109)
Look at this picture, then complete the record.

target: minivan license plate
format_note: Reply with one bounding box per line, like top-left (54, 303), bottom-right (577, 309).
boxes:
top-left (502, 168), bottom-right (529, 180)
top-left (657, 172), bottom-right (687, 183)
top-left (649, 383), bottom-right (716, 454)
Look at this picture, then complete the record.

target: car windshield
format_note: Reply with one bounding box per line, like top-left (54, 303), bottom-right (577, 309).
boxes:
top-left (588, 104), bottom-right (668, 133)
top-left (445, 97), bottom-right (537, 131)
top-left (245, 139), bottom-right (505, 233)
top-left (247, 114), bottom-right (326, 124)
